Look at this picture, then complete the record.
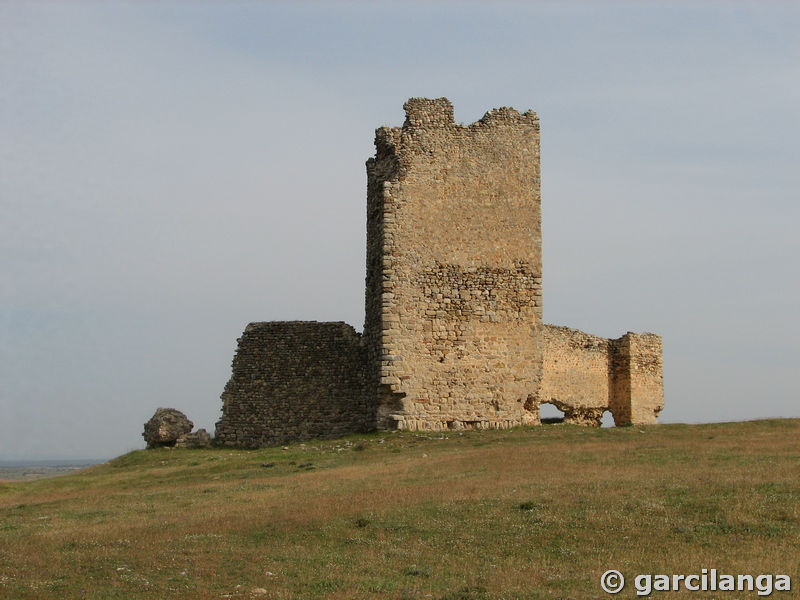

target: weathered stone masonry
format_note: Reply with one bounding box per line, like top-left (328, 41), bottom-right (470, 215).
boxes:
top-left (215, 98), bottom-right (664, 446)
top-left (365, 98), bottom-right (544, 432)
top-left (540, 326), bottom-right (663, 426)
top-left (215, 322), bottom-right (370, 447)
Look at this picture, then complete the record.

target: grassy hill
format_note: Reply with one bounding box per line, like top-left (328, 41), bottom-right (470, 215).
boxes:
top-left (1, 420), bottom-right (798, 599)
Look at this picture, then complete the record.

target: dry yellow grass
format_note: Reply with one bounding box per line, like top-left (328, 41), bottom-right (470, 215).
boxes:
top-left (1, 420), bottom-right (798, 599)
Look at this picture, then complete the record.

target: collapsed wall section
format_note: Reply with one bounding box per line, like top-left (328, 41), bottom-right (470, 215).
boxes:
top-left (541, 325), bottom-right (664, 426)
top-left (540, 325), bottom-right (611, 426)
top-left (214, 321), bottom-right (370, 447)
top-left (364, 97), bottom-right (543, 431)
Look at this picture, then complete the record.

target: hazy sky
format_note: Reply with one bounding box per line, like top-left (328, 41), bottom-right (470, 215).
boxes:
top-left (2, 1), bottom-right (798, 460)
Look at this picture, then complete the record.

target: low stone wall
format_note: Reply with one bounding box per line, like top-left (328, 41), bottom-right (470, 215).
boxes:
top-left (214, 321), bottom-right (370, 447)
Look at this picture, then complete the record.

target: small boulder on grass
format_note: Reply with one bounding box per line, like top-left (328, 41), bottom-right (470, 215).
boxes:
top-left (175, 428), bottom-right (212, 448)
top-left (143, 408), bottom-right (193, 448)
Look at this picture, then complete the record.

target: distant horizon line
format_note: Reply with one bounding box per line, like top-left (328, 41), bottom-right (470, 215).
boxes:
top-left (0, 458), bottom-right (111, 468)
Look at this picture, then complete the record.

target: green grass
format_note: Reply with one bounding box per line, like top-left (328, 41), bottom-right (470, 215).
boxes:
top-left (1, 419), bottom-right (798, 599)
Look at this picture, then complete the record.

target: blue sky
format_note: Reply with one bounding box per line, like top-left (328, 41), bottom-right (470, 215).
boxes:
top-left (1, 1), bottom-right (798, 460)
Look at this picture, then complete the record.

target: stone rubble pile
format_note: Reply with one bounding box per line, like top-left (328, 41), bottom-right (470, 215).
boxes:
top-left (143, 408), bottom-right (212, 449)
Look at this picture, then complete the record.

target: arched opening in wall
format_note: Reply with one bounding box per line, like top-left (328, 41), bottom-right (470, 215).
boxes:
top-left (600, 410), bottom-right (615, 428)
top-left (539, 402), bottom-right (564, 424)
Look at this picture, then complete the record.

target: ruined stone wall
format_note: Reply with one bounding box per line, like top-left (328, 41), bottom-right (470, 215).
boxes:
top-left (541, 325), bottom-right (664, 426)
top-left (214, 321), bottom-right (370, 447)
top-left (365, 98), bottom-right (543, 431)
top-left (540, 325), bottom-right (611, 426)
top-left (610, 332), bottom-right (664, 425)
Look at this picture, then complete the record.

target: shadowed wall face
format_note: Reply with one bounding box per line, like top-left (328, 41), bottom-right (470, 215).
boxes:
top-left (214, 321), bottom-right (369, 447)
top-left (365, 98), bottom-right (544, 431)
top-left (610, 332), bottom-right (664, 425)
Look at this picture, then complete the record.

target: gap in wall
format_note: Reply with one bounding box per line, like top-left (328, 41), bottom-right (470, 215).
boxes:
top-left (539, 402), bottom-right (564, 424)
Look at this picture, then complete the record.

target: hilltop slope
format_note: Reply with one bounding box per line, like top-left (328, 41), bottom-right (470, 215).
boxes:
top-left (1, 420), bottom-right (798, 599)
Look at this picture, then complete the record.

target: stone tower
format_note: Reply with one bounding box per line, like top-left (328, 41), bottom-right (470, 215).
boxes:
top-left (364, 98), bottom-right (544, 431)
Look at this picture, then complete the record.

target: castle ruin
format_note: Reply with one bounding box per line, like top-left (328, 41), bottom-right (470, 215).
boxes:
top-left (214, 98), bottom-right (664, 447)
